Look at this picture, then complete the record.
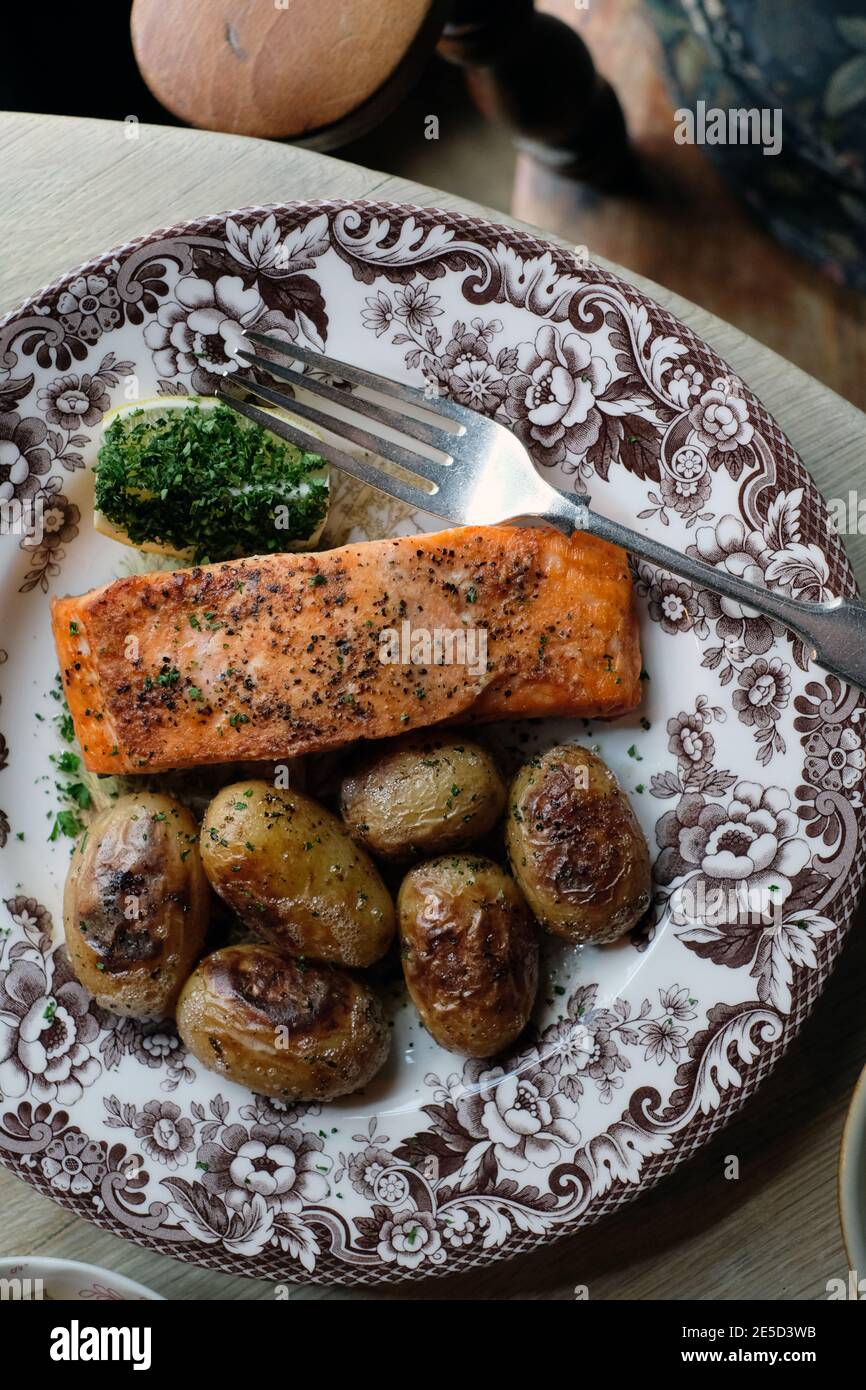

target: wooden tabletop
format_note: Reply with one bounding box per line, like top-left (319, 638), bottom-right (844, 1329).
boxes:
top-left (2, 110), bottom-right (865, 1301)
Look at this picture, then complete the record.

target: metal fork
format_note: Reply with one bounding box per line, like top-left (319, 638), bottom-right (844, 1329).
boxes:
top-left (217, 331), bottom-right (866, 693)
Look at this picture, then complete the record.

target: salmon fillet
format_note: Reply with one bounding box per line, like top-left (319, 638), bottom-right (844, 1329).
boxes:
top-left (51, 525), bottom-right (642, 774)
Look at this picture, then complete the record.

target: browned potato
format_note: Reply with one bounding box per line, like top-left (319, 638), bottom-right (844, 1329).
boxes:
top-left (64, 792), bottom-right (209, 1019)
top-left (340, 734), bottom-right (506, 860)
top-left (398, 855), bottom-right (538, 1058)
top-left (175, 944), bottom-right (390, 1101)
top-left (506, 744), bottom-right (650, 944)
top-left (200, 781), bottom-right (395, 968)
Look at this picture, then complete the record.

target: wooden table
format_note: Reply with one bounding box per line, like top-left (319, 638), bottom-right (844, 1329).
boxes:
top-left (2, 110), bottom-right (865, 1301)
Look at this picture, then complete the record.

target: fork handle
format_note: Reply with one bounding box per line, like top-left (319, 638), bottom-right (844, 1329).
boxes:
top-left (544, 490), bottom-right (866, 693)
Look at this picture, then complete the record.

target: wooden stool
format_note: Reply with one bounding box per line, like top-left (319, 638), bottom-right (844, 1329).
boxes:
top-left (130, 0), bottom-right (639, 189)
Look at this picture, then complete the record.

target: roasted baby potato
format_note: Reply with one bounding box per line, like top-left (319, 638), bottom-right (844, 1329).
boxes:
top-left (340, 734), bottom-right (506, 860)
top-left (200, 781), bottom-right (395, 967)
top-left (398, 855), bottom-right (538, 1058)
top-left (175, 944), bottom-right (390, 1101)
top-left (63, 792), bottom-right (209, 1019)
top-left (506, 744), bottom-right (651, 944)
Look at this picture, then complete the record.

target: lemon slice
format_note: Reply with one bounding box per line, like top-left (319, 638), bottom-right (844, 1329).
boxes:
top-left (93, 394), bottom-right (328, 560)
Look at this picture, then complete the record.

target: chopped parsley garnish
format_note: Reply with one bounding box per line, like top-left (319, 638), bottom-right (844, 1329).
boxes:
top-left (51, 750), bottom-right (80, 774)
top-left (49, 810), bottom-right (83, 842)
top-left (94, 401), bottom-right (328, 563)
top-left (65, 782), bottom-right (92, 810)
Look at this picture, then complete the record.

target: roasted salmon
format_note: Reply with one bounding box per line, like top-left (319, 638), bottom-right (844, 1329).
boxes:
top-left (51, 525), bottom-right (642, 774)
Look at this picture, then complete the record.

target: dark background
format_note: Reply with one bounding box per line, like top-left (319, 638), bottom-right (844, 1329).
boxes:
top-left (1, 8), bottom-right (174, 124)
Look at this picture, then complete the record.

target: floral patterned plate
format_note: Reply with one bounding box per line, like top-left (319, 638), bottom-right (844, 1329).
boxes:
top-left (0, 201), bottom-right (863, 1287)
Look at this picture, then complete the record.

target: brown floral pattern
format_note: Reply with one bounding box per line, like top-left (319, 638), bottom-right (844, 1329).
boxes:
top-left (0, 411), bottom-right (50, 502)
top-left (38, 372), bottom-right (109, 430)
top-left (56, 273), bottom-right (122, 344)
top-left (0, 925), bottom-right (101, 1104)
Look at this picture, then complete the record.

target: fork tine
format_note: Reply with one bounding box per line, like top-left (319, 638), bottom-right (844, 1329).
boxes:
top-left (230, 372), bottom-right (450, 487)
top-left (244, 331), bottom-right (471, 426)
top-left (236, 346), bottom-right (461, 455)
top-left (216, 380), bottom-right (443, 518)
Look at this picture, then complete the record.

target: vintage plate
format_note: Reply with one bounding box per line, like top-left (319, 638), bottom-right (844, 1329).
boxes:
top-left (0, 1256), bottom-right (162, 1300)
top-left (0, 201), bottom-right (863, 1287)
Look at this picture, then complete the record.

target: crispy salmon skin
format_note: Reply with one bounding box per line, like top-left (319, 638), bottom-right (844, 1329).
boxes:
top-left (51, 525), bottom-right (642, 774)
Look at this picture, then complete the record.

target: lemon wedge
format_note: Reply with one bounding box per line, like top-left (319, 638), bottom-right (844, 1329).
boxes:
top-left (93, 394), bottom-right (328, 561)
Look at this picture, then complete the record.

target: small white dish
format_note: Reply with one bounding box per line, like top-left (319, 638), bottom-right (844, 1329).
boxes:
top-left (840, 1063), bottom-right (866, 1280)
top-left (0, 1257), bottom-right (162, 1301)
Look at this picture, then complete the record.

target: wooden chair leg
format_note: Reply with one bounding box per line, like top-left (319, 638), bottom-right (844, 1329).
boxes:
top-left (438, 0), bottom-right (642, 193)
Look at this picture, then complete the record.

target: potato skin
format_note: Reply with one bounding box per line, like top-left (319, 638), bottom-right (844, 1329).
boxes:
top-left (200, 781), bottom-right (394, 967)
top-left (63, 792), bottom-right (209, 1019)
top-left (175, 944), bottom-right (390, 1101)
top-left (506, 745), bottom-right (651, 944)
top-left (398, 855), bottom-right (538, 1058)
top-left (340, 734), bottom-right (506, 861)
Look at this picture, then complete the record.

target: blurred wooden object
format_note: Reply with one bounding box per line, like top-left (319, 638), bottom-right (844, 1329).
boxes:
top-left (514, 0), bottom-right (866, 411)
top-left (130, 0), bottom-right (445, 144)
top-left (130, 0), bottom-right (639, 183)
